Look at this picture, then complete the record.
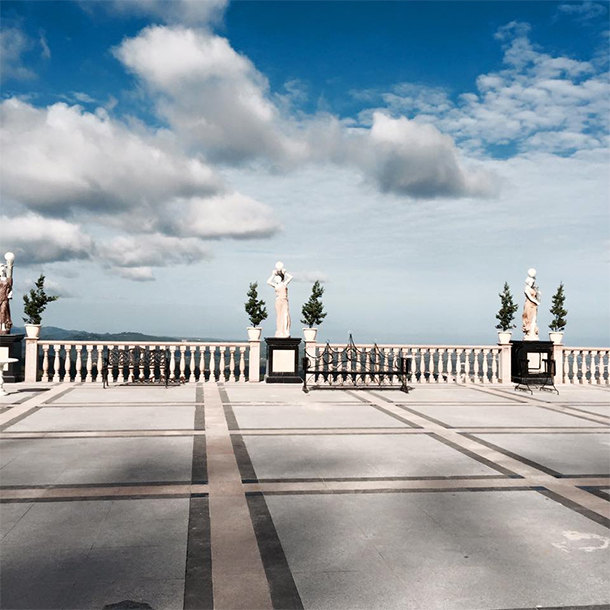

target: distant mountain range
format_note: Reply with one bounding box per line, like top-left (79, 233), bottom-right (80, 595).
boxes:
top-left (11, 326), bottom-right (227, 343)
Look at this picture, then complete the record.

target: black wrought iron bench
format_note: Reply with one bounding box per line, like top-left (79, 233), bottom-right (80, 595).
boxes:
top-left (302, 335), bottom-right (411, 394)
top-left (101, 346), bottom-right (177, 388)
top-left (513, 357), bottom-right (558, 394)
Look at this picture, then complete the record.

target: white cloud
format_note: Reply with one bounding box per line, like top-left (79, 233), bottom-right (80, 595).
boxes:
top-left (0, 27), bottom-right (35, 82)
top-left (114, 25), bottom-right (303, 164)
top-left (367, 21), bottom-right (609, 156)
top-left (557, 1), bottom-right (607, 22)
top-left (115, 266), bottom-right (155, 282)
top-left (113, 25), bottom-right (492, 198)
top-left (39, 30), bottom-right (51, 60)
top-left (97, 234), bottom-right (212, 268)
top-left (100, 0), bottom-right (228, 25)
top-left (0, 98), bottom-right (280, 242)
top-left (0, 214), bottom-right (94, 265)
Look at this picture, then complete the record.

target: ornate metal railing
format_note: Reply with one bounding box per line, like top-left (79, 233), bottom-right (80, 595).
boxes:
top-left (35, 341), bottom-right (250, 383)
top-left (311, 342), bottom-right (505, 385)
top-left (303, 336), bottom-right (410, 392)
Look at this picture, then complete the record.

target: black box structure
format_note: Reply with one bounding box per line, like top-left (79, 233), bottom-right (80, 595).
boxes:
top-left (0, 334), bottom-right (24, 382)
top-left (265, 337), bottom-right (302, 383)
top-left (511, 340), bottom-right (557, 393)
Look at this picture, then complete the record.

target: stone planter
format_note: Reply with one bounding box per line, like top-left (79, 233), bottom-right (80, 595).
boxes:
top-left (247, 327), bottom-right (262, 341)
top-left (549, 331), bottom-right (564, 344)
top-left (303, 328), bottom-right (318, 342)
top-left (497, 330), bottom-right (512, 345)
top-left (24, 324), bottom-right (41, 339)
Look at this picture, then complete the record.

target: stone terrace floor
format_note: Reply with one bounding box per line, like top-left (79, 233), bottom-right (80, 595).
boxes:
top-left (0, 381), bottom-right (609, 610)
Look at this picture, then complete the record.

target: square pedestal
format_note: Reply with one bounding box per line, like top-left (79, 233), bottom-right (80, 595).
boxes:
top-left (0, 334), bottom-right (24, 382)
top-left (265, 337), bottom-right (302, 383)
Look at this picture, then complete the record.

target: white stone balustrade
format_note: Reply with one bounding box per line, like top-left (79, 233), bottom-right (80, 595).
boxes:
top-left (33, 341), bottom-right (251, 384)
top-left (22, 339), bottom-right (610, 386)
top-left (561, 348), bottom-right (610, 385)
top-left (314, 344), bottom-right (506, 385)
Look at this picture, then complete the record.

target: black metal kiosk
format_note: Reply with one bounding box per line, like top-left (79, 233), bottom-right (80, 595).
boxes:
top-left (511, 340), bottom-right (558, 394)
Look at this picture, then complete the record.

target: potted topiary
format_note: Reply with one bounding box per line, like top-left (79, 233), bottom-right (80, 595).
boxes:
top-left (23, 274), bottom-right (59, 339)
top-left (495, 282), bottom-right (518, 344)
top-left (549, 282), bottom-right (567, 344)
top-left (245, 282), bottom-right (267, 341)
top-left (301, 280), bottom-right (327, 342)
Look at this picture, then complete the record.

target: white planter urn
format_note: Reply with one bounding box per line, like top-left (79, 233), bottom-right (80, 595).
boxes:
top-left (549, 331), bottom-right (564, 344)
top-left (247, 327), bottom-right (262, 341)
top-left (24, 324), bottom-right (41, 339)
top-left (497, 330), bottom-right (512, 345)
top-left (303, 328), bottom-right (318, 342)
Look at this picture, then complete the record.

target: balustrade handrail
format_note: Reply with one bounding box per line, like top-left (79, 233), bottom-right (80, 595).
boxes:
top-left (323, 343), bottom-right (502, 349)
top-left (561, 346), bottom-right (610, 351)
top-left (37, 340), bottom-right (249, 347)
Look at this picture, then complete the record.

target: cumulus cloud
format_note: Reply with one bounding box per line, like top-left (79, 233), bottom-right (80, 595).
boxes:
top-left (364, 21), bottom-right (609, 156)
top-left (114, 25), bottom-right (303, 164)
top-left (0, 27), bottom-right (35, 82)
top-left (0, 214), bottom-right (94, 265)
top-left (0, 98), bottom-right (280, 241)
top-left (113, 25), bottom-right (492, 198)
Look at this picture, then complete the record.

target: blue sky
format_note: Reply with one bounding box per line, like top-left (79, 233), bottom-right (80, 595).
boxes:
top-left (1, 1), bottom-right (609, 345)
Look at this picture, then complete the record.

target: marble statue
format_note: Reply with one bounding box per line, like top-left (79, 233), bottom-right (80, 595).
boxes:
top-left (0, 253), bottom-right (15, 335)
top-left (267, 261), bottom-right (293, 338)
top-left (522, 268), bottom-right (541, 341)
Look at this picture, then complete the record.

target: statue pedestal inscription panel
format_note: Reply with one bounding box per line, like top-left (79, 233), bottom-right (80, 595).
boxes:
top-left (265, 337), bottom-right (302, 383)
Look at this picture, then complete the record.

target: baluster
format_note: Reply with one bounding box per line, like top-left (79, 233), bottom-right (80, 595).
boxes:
top-left (53, 345), bottom-right (61, 383)
top-left (429, 348), bottom-right (437, 383)
top-left (75, 345), bottom-right (83, 382)
top-left (361, 348), bottom-right (369, 385)
top-left (437, 348), bottom-right (445, 383)
top-left (127, 345), bottom-right (135, 383)
top-left (481, 349), bottom-right (489, 384)
top-left (85, 345), bottom-right (93, 382)
top-left (473, 349), bottom-right (480, 383)
top-left (490, 349), bottom-right (497, 383)
top-left (179, 345), bottom-right (187, 382)
top-left (116, 345), bottom-right (125, 383)
top-left (204, 347), bottom-right (211, 382)
top-left (228, 347), bottom-right (236, 382)
top-left (591, 350), bottom-right (598, 385)
top-left (187, 346), bottom-right (195, 382)
top-left (215, 346), bottom-right (223, 381)
top-left (568, 350), bottom-right (576, 384)
top-left (578, 350), bottom-right (586, 384)
top-left (239, 347), bottom-right (246, 382)
top-left (148, 347), bottom-right (156, 381)
top-left (95, 345), bottom-right (103, 382)
top-left (202, 346), bottom-right (208, 382)
top-left (42, 344), bottom-right (50, 382)
top-left (453, 348), bottom-right (460, 383)
top-left (63, 344), bottom-right (71, 382)
top-left (107, 344), bottom-right (115, 383)
top-left (168, 346), bottom-right (176, 381)
top-left (139, 348), bottom-right (146, 381)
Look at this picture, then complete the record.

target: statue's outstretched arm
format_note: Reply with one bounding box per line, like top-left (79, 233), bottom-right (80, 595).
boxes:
top-left (266, 273), bottom-right (276, 287)
top-left (284, 272), bottom-right (294, 285)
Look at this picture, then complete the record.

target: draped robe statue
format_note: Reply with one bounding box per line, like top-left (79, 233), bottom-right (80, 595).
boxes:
top-left (267, 262), bottom-right (293, 338)
top-left (522, 271), bottom-right (541, 341)
top-left (0, 257), bottom-right (14, 335)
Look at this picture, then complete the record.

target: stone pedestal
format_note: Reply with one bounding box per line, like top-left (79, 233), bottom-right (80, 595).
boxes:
top-left (265, 337), bottom-right (302, 383)
top-left (0, 334), bottom-right (24, 382)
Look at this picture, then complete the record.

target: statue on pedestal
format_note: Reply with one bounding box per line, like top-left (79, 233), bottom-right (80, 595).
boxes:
top-left (0, 253), bottom-right (15, 335)
top-left (267, 261), bottom-right (293, 338)
top-left (522, 268), bottom-right (541, 341)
